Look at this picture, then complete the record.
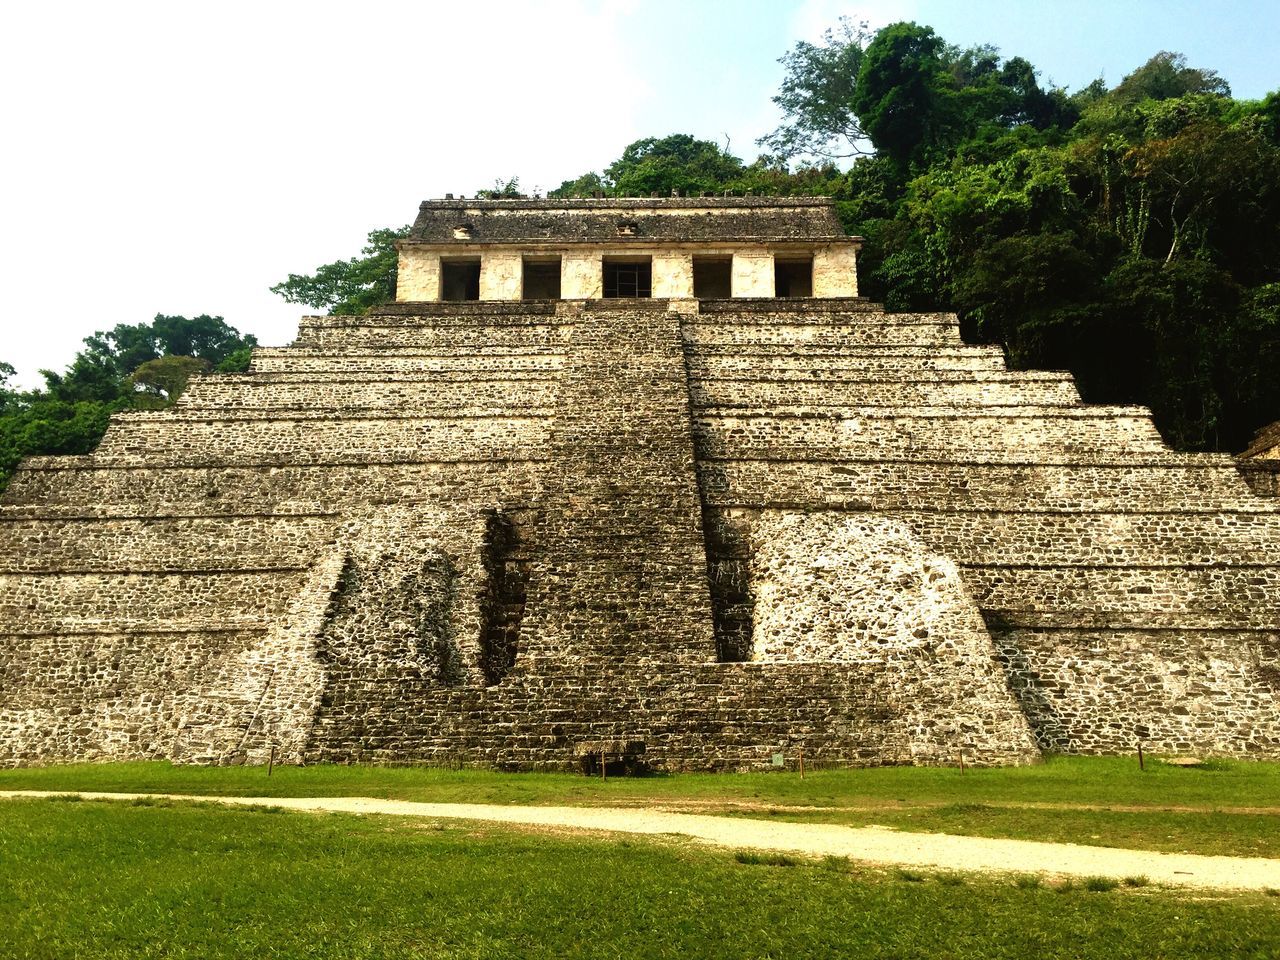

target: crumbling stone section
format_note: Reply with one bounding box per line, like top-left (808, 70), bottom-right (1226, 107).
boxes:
top-left (704, 510), bottom-right (1038, 763)
top-left (477, 509), bottom-right (537, 686)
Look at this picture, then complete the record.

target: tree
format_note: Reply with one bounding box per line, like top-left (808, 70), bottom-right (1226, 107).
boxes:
top-left (0, 314), bottom-right (256, 491)
top-left (850, 22), bottom-right (953, 171)
top-left (550, 172), bottom-right (607, 198)
top-left (604, 135), bottom-right (744, 196)
top-left (475, 177), bottom-right (525, 199)
top-left (271, 227), bottom-right (410, 315)
top-left (216, 346), bottom-right (254, 373)
top-left (758, 17), bottom-right (873, 161)
top-left (128, 355), bottom-right (211, 403)
top-left (83, 315), bottom-right (256, 372)
top-left (1111, 51), bottom-right (1230, 104)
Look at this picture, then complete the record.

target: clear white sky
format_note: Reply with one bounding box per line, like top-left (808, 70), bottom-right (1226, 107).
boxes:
top-left (2, 0), bottom-right (1277, 387)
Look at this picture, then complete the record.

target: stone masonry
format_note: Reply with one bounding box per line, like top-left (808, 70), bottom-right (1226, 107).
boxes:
top-left (1, 198), bottom-right (1278, 769)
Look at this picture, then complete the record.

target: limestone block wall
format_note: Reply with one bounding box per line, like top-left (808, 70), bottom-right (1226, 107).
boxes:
top-left (744, 511), bottom-right (1038, 762)
top-left (479, 252), bottom-right (523, 301)
top-left (684, 300), bottom-right (1280, 759)
top-left (1239, 461), bottom-right (1280, 498)
top-left (3, 294), bottom-right (1278, 769)
top-left (997, 628), bottom-right (1280, 756)
top-left (812, 245), bottom-right (859, 297)
top-left (731, 251), bottom-right (775, 297)
top-left (396, 250), bottom-right (439, 301)
top-left (652, 254), bottom-right (694, 298)
top-left (562, 253), bottom-right (602, 299)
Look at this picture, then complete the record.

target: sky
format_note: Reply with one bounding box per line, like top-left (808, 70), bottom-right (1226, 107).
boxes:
top-left (2, 0), bottom-right (1277, 388)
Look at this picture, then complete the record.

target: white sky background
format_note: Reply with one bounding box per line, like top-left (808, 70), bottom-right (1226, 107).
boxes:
top-left (1, 0), bottom-right (1276, 387)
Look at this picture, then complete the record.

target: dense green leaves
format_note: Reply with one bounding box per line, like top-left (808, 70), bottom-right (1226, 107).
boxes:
top-left (1, 315), bottom-right (255, 491)
top-left (270, 227), bottom-right (409, 316)
top-left (758, 17), bottom-right (873, 160)
top-left (830, 26), bottom-right (1280, 451)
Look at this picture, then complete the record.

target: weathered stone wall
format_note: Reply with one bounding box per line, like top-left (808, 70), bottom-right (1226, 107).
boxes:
top-left (684, 300), bottom-right (1280, 760)
top-left (2, 292), bottom-right (1278, 768)
top-left (745, 511), bottom-right (1038, 762)
top-left (1239, 461), bottom-right (1280, 498)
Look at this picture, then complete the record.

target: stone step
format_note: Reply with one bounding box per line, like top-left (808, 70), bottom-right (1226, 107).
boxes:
top-left (689, 369), bottom-right (1066, 384)
top-left (697, 458), bottom-right (1271, 513)
top-left (93, 412), bottom-right (552, 465)
top-left (967, 564), bottom-right (1280, 626)
top-left (689, 377), bottom-right (1080, 407)
top-left (0, 514), bottom-right (336, 573)
top-left (693, 408), bottom-right (1166, 459)
top-left (682, 321), bottom-right (962, 348)
top-left (178, 375), bottom-right (560, 413)
top-left (2, 461), bottom-right (548, 512)
top-left (0, 570), bottom-right (310, 633)
top-left (296, 324), bottom-right (572, 350)
top-left (251, 349), bottom-right (564, 374)
top-left (921, 511), bottom-right (1280, 567)
top-left (691, 307), bottom-right (953, 326)
top-left (686, 346), bottom-right (1007, 372)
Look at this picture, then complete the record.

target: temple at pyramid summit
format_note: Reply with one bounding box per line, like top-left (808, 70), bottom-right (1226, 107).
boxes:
top-left (2, 196), bottom-right (1278, 770)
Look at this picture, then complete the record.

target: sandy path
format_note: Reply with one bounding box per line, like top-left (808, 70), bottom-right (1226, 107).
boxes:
top-left (5, 790), bottom-right (1278, 892)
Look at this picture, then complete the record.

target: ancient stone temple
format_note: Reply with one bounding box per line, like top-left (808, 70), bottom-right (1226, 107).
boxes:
top-left (2, 197), bottom-right (1278, 770)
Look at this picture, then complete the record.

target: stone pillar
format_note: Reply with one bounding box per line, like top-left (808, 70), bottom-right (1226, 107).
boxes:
top-left (479, 252), bottom-right (523, 301)
top-left (562, 252), bottom-right (602, 299)
top-left (732, 250), bottom-right (775, 298)
top-left (396, 249), bottom-right (440, 301)
top-left (813, 244), bottom-right (860, 298)
top-left (652, 254), bottom-right (694, 298)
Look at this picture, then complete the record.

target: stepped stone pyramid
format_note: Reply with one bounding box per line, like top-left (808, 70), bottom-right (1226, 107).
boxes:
top-left (2, 197), bottom-right (1278, 770)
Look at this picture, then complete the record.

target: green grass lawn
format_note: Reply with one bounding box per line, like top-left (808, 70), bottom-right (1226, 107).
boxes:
top-left (2, 756), bottom-right (1277, 859)
top-left (1, 797), bottom-right (1278, 960)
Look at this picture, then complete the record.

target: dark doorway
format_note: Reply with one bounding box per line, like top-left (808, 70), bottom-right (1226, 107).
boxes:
top-left (603, 258), bottom-right (652, 298)
top-left (693, 257), bottom-right (732, 298)
top-left (522, 258), bottom-right (562, 299)
top-left (441, 258), bottom-right (481, 301)
top-left (774, 258), bottom-right (813, 298)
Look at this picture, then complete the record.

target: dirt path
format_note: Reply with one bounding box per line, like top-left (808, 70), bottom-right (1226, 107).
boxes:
top-left (6, 790), bottom-right (1279, 892)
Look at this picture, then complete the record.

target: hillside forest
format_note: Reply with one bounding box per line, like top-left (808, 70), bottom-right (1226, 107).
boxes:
top-left (3, 19), bottom-right (1278, 491)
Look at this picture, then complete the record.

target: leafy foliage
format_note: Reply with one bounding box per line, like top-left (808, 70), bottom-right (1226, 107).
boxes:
top-left (270, 227), bottom-right (409, 315)
top-left (1, 315), bottom-right (255, 491)
top-left (604, 134), bottom-right (745, 197)
top-left (834, 32), bottom-right (1280, 451)
top-left (758, 17), bottom-right (873, 160)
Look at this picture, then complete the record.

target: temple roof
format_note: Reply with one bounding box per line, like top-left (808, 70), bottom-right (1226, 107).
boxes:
top-left (404, 197), bottom-right (854, 246)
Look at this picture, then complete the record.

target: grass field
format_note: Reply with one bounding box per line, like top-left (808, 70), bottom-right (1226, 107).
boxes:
top-left (3, 755), bottom-right (1277, 859)
top-left (2, 796), bottom-right (1279, 960)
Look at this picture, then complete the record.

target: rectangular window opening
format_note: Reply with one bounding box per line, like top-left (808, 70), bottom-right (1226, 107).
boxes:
top-left (522, 258), bottom-right (562, 300)
top-left (774, 257), bottom-right (813, 298)
top-left (602, 257), bottom-right (652, 299)
top-left (441, 259), bottom-right (481, 301)
top-left (693, 257), bottom-right (732, 299)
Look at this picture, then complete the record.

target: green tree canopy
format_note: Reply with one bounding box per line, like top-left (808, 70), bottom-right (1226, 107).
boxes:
top-left (270, 227), bottom-right (410, 316)
top-left (605, 135), bottom-right (744, 196)
top-left (758, 17), bottom-right (873, 160)
top-left (128, 355), bottom-right (212, 403)
top-left (0, 314), bottom-right (256, 491)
